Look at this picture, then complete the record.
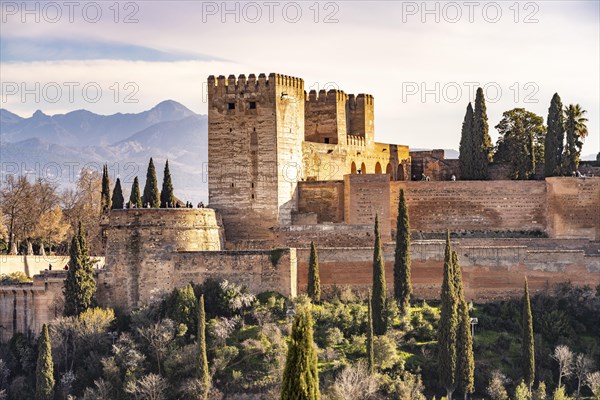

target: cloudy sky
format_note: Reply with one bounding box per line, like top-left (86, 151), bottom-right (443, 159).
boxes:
top-left (1, 0), bottom-right (598, 155)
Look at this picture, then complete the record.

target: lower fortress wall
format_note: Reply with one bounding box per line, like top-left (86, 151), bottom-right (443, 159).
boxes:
top-left (0, 255), bottom-right (104, 276)
top-left (97, 248), bottom-right (298, 312)
top-left (297, 176), bottom-right (599, 240)
top-left (97, 209), bottom-right (296, 311)
top-left (390, 180), bottom-right (548, 234)
top-left (297, 241), bottom-right (600, 302)
top-left (0, 271), bottom-right (66, 342)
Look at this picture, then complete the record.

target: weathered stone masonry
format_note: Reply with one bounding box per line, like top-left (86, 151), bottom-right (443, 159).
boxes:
top-left (96, 208), bottom-right (296, 312)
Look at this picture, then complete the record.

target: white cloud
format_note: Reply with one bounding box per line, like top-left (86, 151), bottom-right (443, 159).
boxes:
top-left (1, 0), bottom-right (598, 154)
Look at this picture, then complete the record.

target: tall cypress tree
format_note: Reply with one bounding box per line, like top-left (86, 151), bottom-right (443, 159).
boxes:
top-left (522, 278), bottom-right (535, 392)
top-left (472, 88), bottom-right (492, 179)
top-left (198, 295), bottom-right (210, 400)
top-left (527, 129), bottom-right (536, 179)
top-left (545, 93), bottom-right (564, 177)
top-left (160, 160), bottom-right (175, 208)
top-left (63, 223), bottom-right (96, 316)
top-left (111, 178), bottom-right (124, 210)
top-left (371, 214), bottom-right (387, 336)
top-left (281, 306), bottom-right (320, 400)
top-left (366, 292), bottom-right (375, 374)
top-left (459, 103), bottom-right (474, 180)
top-left (394, 189), bottom-right (412, 317)
top-left (438, 231), bottom-right (458, 400)
top-left (130, 176), bottom-right (142, 208)
top-left (101, 164), bottom-right (111, 213)
top-left (142, 158), bottom-right (160, 208)
top-left (454, 251), bottom-right (474, 400)
top-left (35, 324), bottom-right (54, 400)
top-left (307, 241), bottom-right (321, 303)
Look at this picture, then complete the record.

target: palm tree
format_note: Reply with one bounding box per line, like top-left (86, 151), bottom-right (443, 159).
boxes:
top-left (562, 104), bottom-right (588, 174)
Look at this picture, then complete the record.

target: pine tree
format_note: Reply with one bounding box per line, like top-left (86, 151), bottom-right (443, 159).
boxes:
top-left (472, 88), bottom-right (492, 179)
top-left (160, 160), bottom-right (175, 208)
top-left (198, 295), bottom-right (210, 400)
top-left (307, 241), bottom-right (321, 303)
top-left (111, 178), bottom-right (124, 210)
top-left (63, 223), bottom-right (96, 316)
top-left (366, 292), bottom-right (375, 374)
top-left (522, 278), bottom-right (535, 392)
top-left (371, 214), bottom-right (387, 336)
top-left (101, 164), bottom-right (111, 213)
top-left (493, 108), bottom-right (545, 180)
top-left (545, 93), bottom-right (564, 177)
top-left (459, 103), bottom-right (474, 180)
top-left (394, 189), bottom-right (412, 317)
top-left (35, 324), bottom-right (54, 400)
top-left (438, 231), bottom-right (458, 400)
top-left (454, 251), bottom-right (474, 400)
top-left (130, 176), bottom-right (142, 208)
top-left (281, 306), bottom-right (320, 400)
top-left (142, 158), bottom-right (160, 208)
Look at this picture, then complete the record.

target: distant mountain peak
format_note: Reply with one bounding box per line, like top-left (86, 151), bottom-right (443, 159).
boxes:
top-left (32, 110), bottom-right (48, 118)
top-left (150, 100), bottom-right (196, 115)
top-left (0, 108), bottom-right (24, 124)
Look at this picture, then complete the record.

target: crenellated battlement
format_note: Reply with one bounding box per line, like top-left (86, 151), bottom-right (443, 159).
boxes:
top-left (306, 89), bottom-right (348, 104)
top-left (348, 93), bottom-right (374, 107)
top-left (207, 73), bottom-right (304, 97)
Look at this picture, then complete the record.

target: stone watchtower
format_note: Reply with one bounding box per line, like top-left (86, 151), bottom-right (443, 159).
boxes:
top-left (207, 74), bottom-right (305, 244)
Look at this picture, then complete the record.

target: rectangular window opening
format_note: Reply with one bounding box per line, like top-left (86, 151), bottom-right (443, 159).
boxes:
top-left (228, 102), bottom-right (235, 110)
top-left (249, 102), bottom-right (256, 109)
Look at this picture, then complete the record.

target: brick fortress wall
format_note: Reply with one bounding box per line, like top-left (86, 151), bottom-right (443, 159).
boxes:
top-left (97, 209), bottom-right (296, 312)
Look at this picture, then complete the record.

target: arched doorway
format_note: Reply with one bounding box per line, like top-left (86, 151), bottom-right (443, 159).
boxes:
top-left (386, 163), bottom-right (393, 180)
top-left (375, 162), bottom-right (382, 174)
top-left (397, 164), bottom-right (405, 181)
top-left (360, 162), bottom-right (367, 174)
top-left (351, 161), bottom-right (357, 174)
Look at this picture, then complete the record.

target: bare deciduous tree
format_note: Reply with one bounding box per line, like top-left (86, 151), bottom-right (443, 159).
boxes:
top-left (552, 345), bottom-right (574, 387)
top-left (487, 370), bottom-right (509, 400)
top-left (331, 360), bottom-right (380, 400)
top-left (125, 373), bottom-right (167, 400)
top-left (574, 354), bottom-right (594, 398)
top-left (1, 175), bottom-right (32, 253)
top-left (82, 379), bottom-right (113, 400)
top-left (137, 319), bottom-right (175, 375)
top-left (61, 168), bottom-right (103, 255)
top-left (585, 371), bottom-right (600, 399)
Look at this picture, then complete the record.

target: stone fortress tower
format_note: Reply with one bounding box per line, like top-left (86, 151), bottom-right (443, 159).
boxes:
top-left (207, 74), bottom-right (306, 243)
top-left (207, 73), bottom-right (411, 245)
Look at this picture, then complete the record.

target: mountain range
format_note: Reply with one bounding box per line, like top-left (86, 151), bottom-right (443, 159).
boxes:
top-left (2, 102), bottom-right (595, 203)
top-left (1, 101), bottom-right (208, 201)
